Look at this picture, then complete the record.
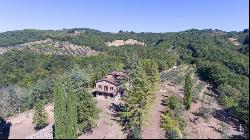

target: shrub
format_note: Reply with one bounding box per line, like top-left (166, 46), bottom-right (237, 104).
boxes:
top-left (32, 99), bottom-right (48, 130)
top-left (197, 106), bottom-right (213, 119)
top-left (165, 96), bottom-right (181, 110)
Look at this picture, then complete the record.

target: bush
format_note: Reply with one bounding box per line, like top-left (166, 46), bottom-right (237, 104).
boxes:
top-left (161, 110), bottom-right (181, 138)
top-left (162, 96), bottom-right (185, 139)
top-left (197, 106), bottom-right (213, 119)
top-left (165, 96), bottom-right (181, 110)
top-left (220, 95), bottom-right (238, 108)
top-left (166, 129), bottom-right (181, 139)
top-left (32, 99), bottom-right (48, 130)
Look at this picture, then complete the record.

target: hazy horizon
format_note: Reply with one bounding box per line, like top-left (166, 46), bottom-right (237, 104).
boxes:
top-left (0, 26), bottom-right (249, 34)
top-left (0, 0), bottom-right (249, 33)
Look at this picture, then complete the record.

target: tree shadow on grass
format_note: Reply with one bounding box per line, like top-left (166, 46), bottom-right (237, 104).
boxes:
top-left (229, 134), bottom-right (247, 139)
top-left (109, 103), bottom-right (123, 113)
top-left (108, 102), bottom-right (130, 136)
top-left (160, 95), bottom-right (168, 106)
top-left (34, 124), bottom-right (48, 132)
top-left (211, 108), bottom-right (248, 138)
top-left (206, 86), bottom-right (220, 99)
top-left (109, 103), bottom-right (123, 122)
top-left (0, 118), bottom-right (12, 139)
top-left (52, 124), bottom-right (55, 139)
top-left (211, 109), bottom-right (238, 127)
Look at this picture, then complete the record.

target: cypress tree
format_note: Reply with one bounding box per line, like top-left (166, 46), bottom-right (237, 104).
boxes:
top-left (54, 78), bottom-right (78, 139)
top-left (183, 73), bottom-right (193, 110)
top-left (54, 81), bottom-right (67, 139)
top-left (54, 67), bottom-right (100, 138)
top-left (65, 79), bottom-right (77, 139)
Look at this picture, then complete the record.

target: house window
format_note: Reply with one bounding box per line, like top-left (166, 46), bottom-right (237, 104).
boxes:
top-left (104, 86), bottom-right (108, 91)
top-left (98, 85), bottom-right (102, 89)
top-left (110, 87), bottom-right (114, 90)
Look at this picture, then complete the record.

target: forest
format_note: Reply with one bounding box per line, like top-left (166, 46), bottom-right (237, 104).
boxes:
top-left (0, 28), bottom-right (249, 138)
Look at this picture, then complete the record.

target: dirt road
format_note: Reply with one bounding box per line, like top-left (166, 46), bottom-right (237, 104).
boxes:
top-left (5, 104), bottom-right (54, 139)
top-left (78, 99), bottom-right (126, 139)
top-left (141, 89), bottom-right (165, 139)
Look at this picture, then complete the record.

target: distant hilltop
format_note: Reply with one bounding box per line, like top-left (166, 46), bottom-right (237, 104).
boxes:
top-left (0, 38), bottom-right (98, 56)
top-left (105, 39), bottom-right (146, 47)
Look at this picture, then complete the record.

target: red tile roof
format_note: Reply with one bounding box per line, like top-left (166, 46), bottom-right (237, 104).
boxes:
top-left (97, 71), bottom-right (126, 85)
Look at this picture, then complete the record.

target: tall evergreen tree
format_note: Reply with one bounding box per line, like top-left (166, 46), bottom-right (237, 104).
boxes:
top-left (54, 81), bottom-right (67, 139)
top-left (67, 67), bottom-right (99, 135)
top-left (118, 62), bottom-right (151, 139)
top-left (141, 59), bottom-right (160, 89)
top-left (183, 73), bottom-right (193, 110)
top-left (65, 79), bottom-right (77, 139)
top-left (76, 85), bottom-right (100, 134)
top-left (54, 67), bottom-right (100, 138)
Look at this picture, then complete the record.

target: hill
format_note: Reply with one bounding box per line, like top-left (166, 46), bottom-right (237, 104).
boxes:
top-left (0, 27), bottom-right (249, 139)
top-left (0, 38), bottom-right (97, 56)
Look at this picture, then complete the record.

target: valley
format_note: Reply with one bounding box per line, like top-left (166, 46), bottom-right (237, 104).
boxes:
top-left (2, 65), bottom-right (245, 139)
top-left (0, 28), bottom-right (249, 139)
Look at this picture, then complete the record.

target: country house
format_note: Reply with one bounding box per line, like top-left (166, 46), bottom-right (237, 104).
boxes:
top-left (92, 71), bottom-right (126, 100)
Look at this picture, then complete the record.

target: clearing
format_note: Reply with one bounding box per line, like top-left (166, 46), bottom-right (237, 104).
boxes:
top-left (2, 65), bottom-right (245, 139)
top-left (4, 98), bottom-right (126, 139)
top-left (141, 81), bottom-right (183, 139)
top-left (141, 89), bottom-right (165, 139)
top-left (159, 65), bottom-right (244, 139)
top-left (4, 104), bottom-right (54, 139)
top-left (78, 99), bottom-right (126, 139)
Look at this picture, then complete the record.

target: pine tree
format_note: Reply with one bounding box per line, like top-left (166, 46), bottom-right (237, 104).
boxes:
top-left (183, 73), bottom-right (193, 110)
top-left (76, 86), bottom-right (100, 134)
top-left (142, 59), bottom-right (160, 83)
top-left (32, 99), bottom-right (48, 130)
top-left (141, 59), bottom-right (160, 90)
top-left (119, 62), bottom-right (151, 138)
top-left (67, 67), bottom-right (99, 135)
top-left (132, 62), bottom-right (151, 106)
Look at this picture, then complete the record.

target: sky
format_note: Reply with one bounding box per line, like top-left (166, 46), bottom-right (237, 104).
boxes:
top-left (0, 0), bottom-right (249, 33)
